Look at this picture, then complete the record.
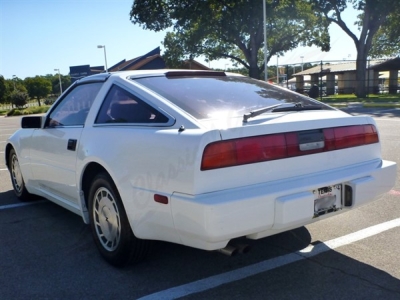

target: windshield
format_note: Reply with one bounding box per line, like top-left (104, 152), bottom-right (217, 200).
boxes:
top-left (133, 75), bottom-right (333, 120)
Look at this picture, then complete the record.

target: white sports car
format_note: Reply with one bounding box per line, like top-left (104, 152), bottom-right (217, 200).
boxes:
top-left (5, 70), bottom-right (396, 267)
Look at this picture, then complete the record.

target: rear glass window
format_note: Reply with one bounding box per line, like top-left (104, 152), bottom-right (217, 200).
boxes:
top-left (133, 75), bottom-right (332, 119)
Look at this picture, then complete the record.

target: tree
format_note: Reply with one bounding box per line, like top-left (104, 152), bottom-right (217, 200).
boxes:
top-left (1, 79), bottom-right (26, 107)
top-left (42, 73), bottom-right (71, 95)
top-left (369, 9), bottom-right (400, 58)
top-left (311, 0), bottom-right (399, 97)
top-left (24, 76), bottom-right (52, 106)
top-left (10, 91), bottom-right (29, 108)
top-left (0, 76), bottom-right (5, 104)
top-left (130, 0), bottom-right (330, 79)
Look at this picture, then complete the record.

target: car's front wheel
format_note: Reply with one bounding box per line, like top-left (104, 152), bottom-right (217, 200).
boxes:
top-left (88, 172), bottom-right (152, 267)
top-left (8, 148), bottom-right (33, 201)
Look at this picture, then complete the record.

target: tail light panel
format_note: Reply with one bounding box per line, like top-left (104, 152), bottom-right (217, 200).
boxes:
top-left (201, 124), bottom-right (379, 171)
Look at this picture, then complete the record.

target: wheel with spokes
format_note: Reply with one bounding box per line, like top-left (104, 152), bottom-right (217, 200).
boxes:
top-left (8, 148), bottom-right (32, 201)
top-left (88, 172), bottom-right (152, 267)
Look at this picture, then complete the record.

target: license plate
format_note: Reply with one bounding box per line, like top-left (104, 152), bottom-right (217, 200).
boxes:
top-left (313, 184), bottom-right (342, 217)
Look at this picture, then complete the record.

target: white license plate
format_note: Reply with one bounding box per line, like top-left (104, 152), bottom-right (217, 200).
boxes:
top-left (313, 184), bottom-right (342, 217)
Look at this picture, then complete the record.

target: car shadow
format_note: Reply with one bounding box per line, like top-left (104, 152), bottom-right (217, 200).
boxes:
top-left (0, 189), bottom-right (21, 204)
top-left (1, 197), bottom-right (399, 299)
top-left (129, 228), bottom-right (400, 299)
top-left (0, 189), bottom-right (43, 205)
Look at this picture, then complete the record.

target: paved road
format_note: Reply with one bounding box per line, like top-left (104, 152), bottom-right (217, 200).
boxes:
top-left (0, 110), bottom-right (399, 299)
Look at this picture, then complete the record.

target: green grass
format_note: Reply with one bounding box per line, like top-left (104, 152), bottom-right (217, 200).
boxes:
top-left (2, 106), bottom-right (50, 117)
top-left (322, 94), bottom-right (400, 103)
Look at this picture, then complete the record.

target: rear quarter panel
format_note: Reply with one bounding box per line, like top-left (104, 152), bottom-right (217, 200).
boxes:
top-left (77, 125), bottom-right (221, 240)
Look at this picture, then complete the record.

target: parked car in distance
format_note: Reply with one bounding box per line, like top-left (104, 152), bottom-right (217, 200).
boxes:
top-left (5, 70), bottom-right (397, 267)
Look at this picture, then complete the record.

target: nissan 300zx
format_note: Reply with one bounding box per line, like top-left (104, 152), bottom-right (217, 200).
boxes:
top-left (5, 70), bottom-right (397, 267)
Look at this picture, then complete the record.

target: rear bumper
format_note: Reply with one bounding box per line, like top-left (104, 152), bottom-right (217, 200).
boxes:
top-left (171, 159), bottom-right (397, 250)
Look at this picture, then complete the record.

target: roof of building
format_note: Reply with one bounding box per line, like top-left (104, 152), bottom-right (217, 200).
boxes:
top-left (108, 47), bottom-right (164, 72)
top-left (294, 57), bottom-right (400, 76)
top-left (177, 60), bottom-right (210, 70)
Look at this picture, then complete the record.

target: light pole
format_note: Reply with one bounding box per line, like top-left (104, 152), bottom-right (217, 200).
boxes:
top-left (300, 56), bottom-right (304, 71)
top-left (54, 69), bottom-right (62, 94)
top-left (12, 75), bottom-right (16, 91)
top-left (263, 0), bottom-right (268, 81)
top-left (276, 55), bottom-right (279, 84)
top-left (97, 45), bottom-right (108, 72)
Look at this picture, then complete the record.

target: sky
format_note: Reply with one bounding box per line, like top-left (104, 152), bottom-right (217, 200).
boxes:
top-left (1, 0), bottom-right (360, 80)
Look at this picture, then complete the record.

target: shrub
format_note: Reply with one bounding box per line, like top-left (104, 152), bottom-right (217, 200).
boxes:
top-left (6, 109), bottom-right (14, 116)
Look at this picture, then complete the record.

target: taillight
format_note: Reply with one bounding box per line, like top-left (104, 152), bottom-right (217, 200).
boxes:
top-left (201, 124), bottom-right (379, 170)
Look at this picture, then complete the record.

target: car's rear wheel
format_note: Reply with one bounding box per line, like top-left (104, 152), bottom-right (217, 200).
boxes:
top-left (88, 172), bottom-right (152, 267)
top-left (9, 148), bottom-right (33, 201)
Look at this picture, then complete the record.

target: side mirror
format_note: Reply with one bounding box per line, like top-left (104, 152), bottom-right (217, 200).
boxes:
top-left (21, 116), bottom-right (42, 129)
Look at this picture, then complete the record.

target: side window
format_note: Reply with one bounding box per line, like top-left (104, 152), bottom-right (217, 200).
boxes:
top-left (47, 82), bottom-right (102, 127)
top-left (96, 85), bottom-right (169, 124)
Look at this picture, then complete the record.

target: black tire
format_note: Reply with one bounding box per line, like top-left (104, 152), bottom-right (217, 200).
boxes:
top-left (88, 172), bottom-right (152, 267)
top-left (8, 148), bottom-right (33, 201)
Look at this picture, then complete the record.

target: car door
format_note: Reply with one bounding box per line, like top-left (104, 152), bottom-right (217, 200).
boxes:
top-left (29, 82), bottom-right (103, 205)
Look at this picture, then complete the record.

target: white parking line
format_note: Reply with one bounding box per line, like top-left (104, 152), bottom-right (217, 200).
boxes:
top-left (0, 168), bottom-right (7, 171)
top-left (0, 200), bottom-right (46, 210)
top-left (139, 218), bottom-right (400, 300)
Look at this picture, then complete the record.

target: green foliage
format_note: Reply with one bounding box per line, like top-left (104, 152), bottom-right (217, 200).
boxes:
top-left (24, 76), bottom-right (52, 106)
top-left (311, 0), bottom-right (400, 97)
top-left (0, 75), bottom-right (6, 103)
top-left (1, 78), bottom-right (19, 104)
top-left (8, 109), bottom-right (22, 116)
top-left (5, 105), bottom-right (50, 117)
top-left (44, 96), bottom-right (58, 105)
top-left (25, 105), bottom-right (50, 114)
top-left (131, 0), bottom-right (330, 79)
top-left (42, 73), bottom-right (72, 95)
top-left (369, 8), bottom-right (400, 58)
top-left (10, 91), bottom-right (29, 108)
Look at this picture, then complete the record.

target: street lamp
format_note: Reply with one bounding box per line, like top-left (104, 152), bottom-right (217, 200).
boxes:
top-left (54, 69), bottom-right (62, 94)
top-left (97, 45), bottom-right (108, 72)
top-left (263, 0), bottom-right (268, 81)
top-left (12, 75), bottom-right (16, 91)
top-left (276, 55), bottom-right (279, 84)
top-left (300, 56), bottom-right (304, 71)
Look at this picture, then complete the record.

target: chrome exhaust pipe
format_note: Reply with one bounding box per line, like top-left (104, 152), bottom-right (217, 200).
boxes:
top-left (216, 245), bottom-right (238, 256)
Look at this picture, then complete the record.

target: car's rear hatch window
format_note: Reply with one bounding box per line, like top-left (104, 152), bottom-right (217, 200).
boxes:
top-left (133, 74), bottom-right (333, 119)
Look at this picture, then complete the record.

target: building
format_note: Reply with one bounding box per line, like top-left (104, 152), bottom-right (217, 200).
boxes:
top-left (292, 57), bottom-right (400, 95)
top-left (69, 47), bottom-right (165, 83)
top-left (69, 65), bottom-right (105, 83)
top-left (107, 47), bottom-right (165, 72)
top-left (69, 47), bottom-right (210, 83)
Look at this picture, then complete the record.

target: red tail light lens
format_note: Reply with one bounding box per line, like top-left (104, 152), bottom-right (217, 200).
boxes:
top-left (201, 124), bottom-right (379, 170)
top-left (200, 140), bottom-right (237, 169)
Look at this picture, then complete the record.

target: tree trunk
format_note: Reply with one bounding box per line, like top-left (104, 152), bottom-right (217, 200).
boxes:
top-left (249, 64), bottom-right (260, 79)
top-left (248, 48), bottom-right (261, 79)
top-left (354, 43), bottom-right (368, 98)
